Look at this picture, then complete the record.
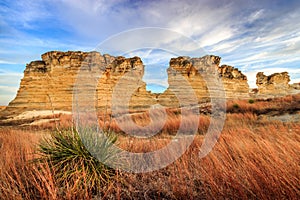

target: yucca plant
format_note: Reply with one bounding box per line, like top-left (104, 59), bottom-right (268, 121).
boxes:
top-left (37, 128), bottom-right (119, 195)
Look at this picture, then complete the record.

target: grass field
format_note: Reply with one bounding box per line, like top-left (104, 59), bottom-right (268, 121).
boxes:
top-left (0, 95), bottom-right (299, 199)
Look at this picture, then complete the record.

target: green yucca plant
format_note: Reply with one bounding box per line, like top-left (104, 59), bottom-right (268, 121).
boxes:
top-left (37, 128), bottom-right (119, 195)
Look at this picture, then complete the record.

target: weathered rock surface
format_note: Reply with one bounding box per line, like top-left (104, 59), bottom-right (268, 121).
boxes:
top-left (290, 82), bottom-right (300, 90)
top-left (2, 51), bottom-right (88, 117)
top-left (0, 51), bottom-right (253, 119)
top-left (158, 56), bottom-right (249, 108)
top-left (256, 72), bottom-right (291, 96)
top-left (1, 51), bottom-right (156, 118)
top-left (218, 65), bottom-right (249, 98)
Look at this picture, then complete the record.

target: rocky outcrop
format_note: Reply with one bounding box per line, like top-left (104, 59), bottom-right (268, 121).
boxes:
top-left (2, 51), bottom-right (156, 117)
top-left (256, 72), bottom-right (290, 96)
top-left (96, 55), bottom-right (157, 112)
top-left (158, 56), bottom-right (249, 108)
top-left (3, 51), bottom-right (88, 117)
top-left (1, 51), bottom-right (251, 118)
top-left (290, 82), bottom-right (300, 90)
top-left (218, 65), bottom-right (249, 98)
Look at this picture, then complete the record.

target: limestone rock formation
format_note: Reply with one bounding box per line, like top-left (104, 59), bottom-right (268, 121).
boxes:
top-left (1, 51), bottom-right (251, 119)
top-left (256, 72), bottom-right (290, 95)
top-left (218, 65), bottom-right (249, 98)
top-left (3, 51), bottom-right (88, 117)
top-left (96, 55), bottom-right (157, 113)
top-left (2, 51), bottom-right (156, 117)
top-left (158, 56), bottom-right (249, 108)
top-left (290, 82), bottom-right (300, 90)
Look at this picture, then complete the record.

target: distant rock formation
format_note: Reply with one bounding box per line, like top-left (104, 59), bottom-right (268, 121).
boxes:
top-left (1, 51), bottom-right (298, 118)
top-left (256, 72), bottom-right (291, 96)
top-left (290, 82), bottom-right (300, 90)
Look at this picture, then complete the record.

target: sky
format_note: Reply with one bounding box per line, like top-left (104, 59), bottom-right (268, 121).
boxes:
top-left (0, 0), bottom-right (300, 105)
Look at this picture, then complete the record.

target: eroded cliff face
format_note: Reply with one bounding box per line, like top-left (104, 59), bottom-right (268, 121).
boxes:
top-left (2, 51), bottom-right (155, 117)
top-left (96, 55), bottom-right (157, 112)
top-left (158, 56), bottom-right (249, 108)
top-left (256, 72), bottom-right (291, 96)
top-left (4, 51), bottom-right (88, 116)
top-left (2, 51), bottom-right (251, 117)
top-left (218, 65), bottom-right (249, 98)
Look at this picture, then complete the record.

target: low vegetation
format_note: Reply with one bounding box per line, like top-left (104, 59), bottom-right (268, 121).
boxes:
top-left (37, 129), bottom-right (118, 196)
top-left (0, 95), bottom-right (299, 199)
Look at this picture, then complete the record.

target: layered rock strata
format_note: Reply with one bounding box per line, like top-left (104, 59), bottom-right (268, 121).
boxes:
top-left (256, 72), bottom-right (290, 96)
top-left (2, 51), bottom-right (251, 118)
top-left (158, 56), bottom-right (249, 108)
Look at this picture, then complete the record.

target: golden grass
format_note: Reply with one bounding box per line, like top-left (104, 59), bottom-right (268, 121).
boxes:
top-left (0, 94), bottom-right (299, 199)
top-left (0, 128), bottom-right (93, 199)
top-left (227, 94), bottom-right (300, 114)
top-left (114, 114), bottom-right (300, 199)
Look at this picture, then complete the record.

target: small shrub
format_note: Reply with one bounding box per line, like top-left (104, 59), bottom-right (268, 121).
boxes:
top-left (38, 129), bottom-right (119, 195)
top-left (233, 103), bottom-right (239, 109)
top-left (248, 99), bottom-right (255, 104)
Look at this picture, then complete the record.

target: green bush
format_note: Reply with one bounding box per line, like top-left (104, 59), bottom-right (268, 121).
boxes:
top-left (38, 128), bottom-right (119, 194)
top-left (233, 103), bottom-right (239, 109)
top-left (248, 99), bottom-right (255, 104)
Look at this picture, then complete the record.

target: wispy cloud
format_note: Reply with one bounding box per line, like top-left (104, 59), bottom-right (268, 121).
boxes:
top-left (0, 0), bottom-right (300, 104)
top-left (0, 69), bottom-right (22, 105)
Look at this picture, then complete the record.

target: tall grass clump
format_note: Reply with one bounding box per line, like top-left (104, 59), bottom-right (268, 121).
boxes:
top-left (38, 128), bottom-right (119, 195)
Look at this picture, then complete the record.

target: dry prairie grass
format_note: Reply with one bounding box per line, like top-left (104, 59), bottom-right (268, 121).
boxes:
top-left (0, 128), bottom-right (102, 199)
top-left (34, 94), bottom-right (300, 133)
top-left (0, 95), bottom-right (299, 199)
top-left (112, 113), bottom-right (299, 199)
top-left (227, 94), bottom-right (300, 115)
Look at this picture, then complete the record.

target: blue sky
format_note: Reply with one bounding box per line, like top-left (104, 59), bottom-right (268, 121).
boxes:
top-left (0, 0), bottom-right (300, 105)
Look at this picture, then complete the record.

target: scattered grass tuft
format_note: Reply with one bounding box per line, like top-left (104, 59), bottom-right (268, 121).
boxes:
top-left (248, 99), bottom-right (255, 104)
top-left (233, 103), bottom-right (239, 109)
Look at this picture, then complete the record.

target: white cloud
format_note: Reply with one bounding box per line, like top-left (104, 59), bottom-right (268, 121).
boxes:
top-left (142, 78), bottom-right (169, 88)
top-left (198, 27), bottom-right (234, 47)
top-left (248, 9), bottom-right (264, 23)
top-left (0, 84), bottom-right (20, 106)
top-left (0, 94), bottom-right (16, 105)
top-left (0, 60), bottom-right (18, 64)
top-left (1, 0), bottom-right (53, 29)
top-left (1, 0), bottom-right (300, 102)
top-left (0, 70), bottom-right (22, 105)
top-left (0, 85), bottom-right (19, 93)
top-left (291, 78), bottom-right (300, 84)
top-left (124, 49), bottom-right (176, 65)
top-left (0, 70), bottom-right (23, 87)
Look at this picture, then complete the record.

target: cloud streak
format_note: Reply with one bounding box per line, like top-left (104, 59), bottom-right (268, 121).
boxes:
top-left (0, 0), bottom-right (300, 104)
